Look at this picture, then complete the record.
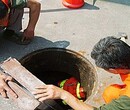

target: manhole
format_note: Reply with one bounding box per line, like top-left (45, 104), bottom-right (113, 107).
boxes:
top-left (19, 48), bottom-right (97, 110)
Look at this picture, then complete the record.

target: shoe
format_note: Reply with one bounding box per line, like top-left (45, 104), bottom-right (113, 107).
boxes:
top-left (3, 29), bottom-right (32, 45)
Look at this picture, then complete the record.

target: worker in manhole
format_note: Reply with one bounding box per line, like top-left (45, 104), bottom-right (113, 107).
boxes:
top-left (0, 0), bottom-right (41, 45)
top-left (33, 36), bottom-right (130, 110)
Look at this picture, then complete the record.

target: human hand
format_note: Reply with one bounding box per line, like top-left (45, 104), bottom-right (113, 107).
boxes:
top-left (33, 85), bottom-right (93, 110)
top-left (33, 85), bottom-right (64, 102)
top-left (0, 74), bottom-right (17, 98)
top-left (23, 28), bottom-right (34, 40)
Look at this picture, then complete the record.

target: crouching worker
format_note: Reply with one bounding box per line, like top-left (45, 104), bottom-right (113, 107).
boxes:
top-left (0, 0), bottom-right (41, 45)
top-left (33, 36), bottom-right (130, 110)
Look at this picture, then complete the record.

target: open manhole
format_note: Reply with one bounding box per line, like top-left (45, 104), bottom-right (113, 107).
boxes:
top-left (19, 48), bottom-right (97, 110)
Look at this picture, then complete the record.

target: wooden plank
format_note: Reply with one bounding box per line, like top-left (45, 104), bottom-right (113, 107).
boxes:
top-left (0, 58), bottom-right (64, 110)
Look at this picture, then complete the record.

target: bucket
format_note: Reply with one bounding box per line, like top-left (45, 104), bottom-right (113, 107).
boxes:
top-left (19, 48), bottom-right (97, 110)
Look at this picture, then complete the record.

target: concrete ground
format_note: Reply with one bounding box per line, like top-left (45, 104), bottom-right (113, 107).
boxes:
top-left (0, 0), bottom-right (130, 109)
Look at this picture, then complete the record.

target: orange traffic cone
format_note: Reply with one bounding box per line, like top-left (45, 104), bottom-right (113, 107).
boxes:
top-left (62, 0), bottom-right (85, 9)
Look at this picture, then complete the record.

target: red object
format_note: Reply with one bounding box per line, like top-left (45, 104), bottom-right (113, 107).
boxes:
top-left (1, 0), bottom-right (9, 26)
top-left (58, 77), bottom-right (86, 100)
top-left (2, 0), bottom-right (9, 8)
top-left (62, 0), bottom-right (85, 9)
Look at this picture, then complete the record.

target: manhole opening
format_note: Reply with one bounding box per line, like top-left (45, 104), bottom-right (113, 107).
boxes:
top-left (20, 48), bottom-right (97, 110)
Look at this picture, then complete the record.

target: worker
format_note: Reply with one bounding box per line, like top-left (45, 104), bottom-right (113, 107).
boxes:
top-left (0, 0), bottom-right (41, 44)
top-left (33, 36), bottom-right (130, 110)
top-left (1, 36), bottom-right (130, 110)
top-left (58, 77), bottom-right (86, 103)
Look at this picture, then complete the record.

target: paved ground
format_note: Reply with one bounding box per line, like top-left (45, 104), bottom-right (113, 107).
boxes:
top-left (0, 0), bottom-right (130, 109)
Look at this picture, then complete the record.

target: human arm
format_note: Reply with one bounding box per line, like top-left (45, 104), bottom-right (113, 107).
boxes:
top-left (23, 0), bottom-right (41, 40)
top-left (0, 71), bottom-right (17, 98)
top-left (92, 95), bottom-right (130, 110)
top-left (33, 85), bottom-right (94, 110)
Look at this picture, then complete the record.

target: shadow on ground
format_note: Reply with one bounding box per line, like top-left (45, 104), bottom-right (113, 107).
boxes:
top-left (0, 36), bottom-right (70, 62)
top-left (24, 2), bottom-right (99, 14)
